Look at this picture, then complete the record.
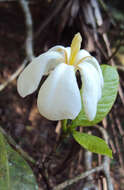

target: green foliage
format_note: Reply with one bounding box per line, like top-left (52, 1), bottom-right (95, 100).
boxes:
top-left (73, 131), bottom-right (112, 158)
top-left (0, 132), bottom-right (38, 190)
top-left (71, 65), bottom-right (119, 127)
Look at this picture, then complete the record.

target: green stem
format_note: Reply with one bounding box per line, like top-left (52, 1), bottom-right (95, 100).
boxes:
top-left (61, 119), bottom-right (67, 133)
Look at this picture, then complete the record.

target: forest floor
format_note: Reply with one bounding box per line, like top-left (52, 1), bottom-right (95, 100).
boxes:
top-left (0, 1), bottom-right (124, 190)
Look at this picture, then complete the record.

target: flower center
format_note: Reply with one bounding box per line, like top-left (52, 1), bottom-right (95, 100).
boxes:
top-left (69, 33), bottom-right (82, 65)
top-left (68, 33), bottom-right (93, 69)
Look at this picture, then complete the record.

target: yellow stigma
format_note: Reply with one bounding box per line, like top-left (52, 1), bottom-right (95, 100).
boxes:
top-left (69, 33), bottom-right (82, 65)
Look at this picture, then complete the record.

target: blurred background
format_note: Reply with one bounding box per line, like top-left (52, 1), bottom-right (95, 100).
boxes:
top-left (0, 0), bottom-right (124, 189)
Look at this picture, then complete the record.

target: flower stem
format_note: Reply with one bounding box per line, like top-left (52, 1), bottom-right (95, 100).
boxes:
top-left (61, 119), bottom-right (68, 133)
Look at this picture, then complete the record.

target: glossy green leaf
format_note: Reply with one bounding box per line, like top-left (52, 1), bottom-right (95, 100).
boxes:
top-left (73, 131), bottom-right (112, 158)
top-left (71, 65), bottom-right (119, 127)
top-left (0, 132), bottom-right (38, 190)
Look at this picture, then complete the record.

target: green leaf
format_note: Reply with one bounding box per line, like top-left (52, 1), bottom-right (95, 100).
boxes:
top-left (0, 132), bottom-right (38, 190)
top-left (73, 131), bottom-right (112, 158)
top-left (71, 65), bottom-right (119, 127)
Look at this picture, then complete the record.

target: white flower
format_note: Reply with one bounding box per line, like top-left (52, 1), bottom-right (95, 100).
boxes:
top-left (17, 33), bottom-right (104, 121)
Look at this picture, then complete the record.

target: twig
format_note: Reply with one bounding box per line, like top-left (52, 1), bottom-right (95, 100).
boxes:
top-left (55, 121), bottom-right (62, 142)
top-left (102, 109), bottom-right (116, 155)
top-left (0, 59), bottom-right (27, 91)
top-left (53, 165), bottom-right (103, 190)
top-left (0, 0), bottom-right (34, 92)
top-left (95, 125), bottom-right (114, 190)
top-left (110, 112), bottom-right (124, 167)
top-left (102, 117), bottom-right (107, 129)
top-left (93, 0), bottom-right (124, 107)
top-left (101, 31), bottom-right (124, 106)
top-left (109, 139), bottom-right (116, 154)
top-left (107, 43), bottom-right (124, 62)
top-left (83, 149), bottom-right (98, 190)
top-left (109, 114), bottom-right (124, 168)
top-left (98, 0), bottom-right (109, 14)
top-left (118, 84), bottom-right (124, 106)
top-left (91, 0), bottom-right (103, 26)
top-left (83, 131), bottom-right (98, 190)
top-left (116, 65), bottom-right (124, 72)
top-left (77, 127), bottom-right (83, 165)
top-left (0, 126), bottom-right (35, 164)
top-left (82, 0), bottom-right (98, 42)
top-left (19, 0), bottom-right (34, 60)
top-left (35, 0), bottom-right (67, 39)
top-left (114, 110), bottom-right (124, 137)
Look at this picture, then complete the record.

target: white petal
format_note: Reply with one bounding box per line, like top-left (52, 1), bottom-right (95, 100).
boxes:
top-left (48, 45), bottom-right (66, 58)
top-left (75, 49), bottom-right (90, 64)
top-left (17, 51), bottom-right (63, 97)
top-left (49, 46), bottom-right (71, 64)
top-left (37, 63), bottom-right (81, 121)
top-left (65, 47), bottom-right (71, 62)
top-left (79, 56), bottom-right (104, 87)
top-left (79, 62), bottom-right (102, 121)
top-left (49, 45), bottom-right (65, 52)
